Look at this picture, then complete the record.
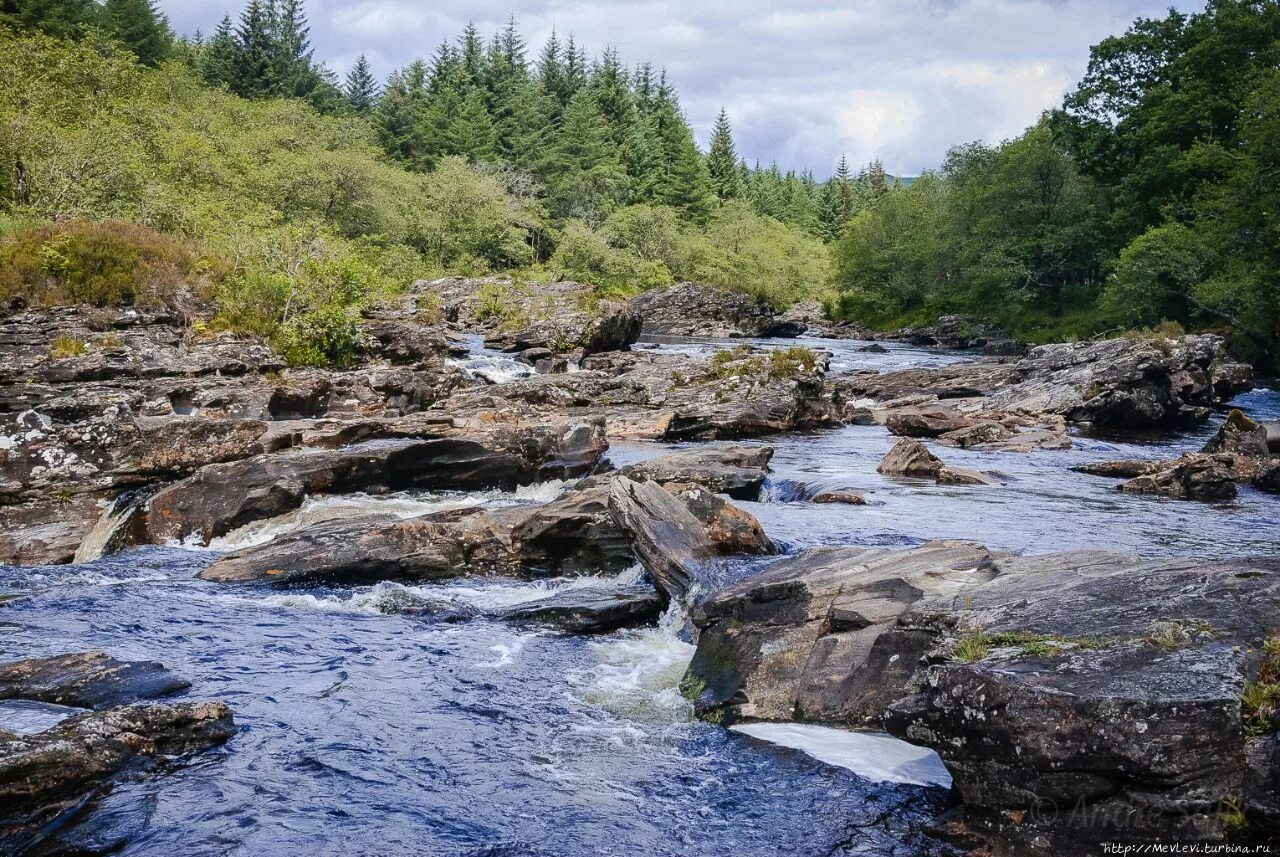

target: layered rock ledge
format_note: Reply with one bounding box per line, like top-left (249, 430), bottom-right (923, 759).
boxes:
top-left (682, 542), bottom-right (1280, 853)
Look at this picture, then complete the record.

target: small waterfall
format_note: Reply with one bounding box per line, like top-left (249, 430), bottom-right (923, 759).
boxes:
top-left (73, 489), bottom-right (151, 564)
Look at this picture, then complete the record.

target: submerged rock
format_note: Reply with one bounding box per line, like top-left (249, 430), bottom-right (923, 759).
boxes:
top-left (496, 589), bottom-right (663, 634)
top-left (683, 543), bottom-right (1280, 852)
top-left (0, 652), bottom-right (191, 710)
top-left (0, 701), bottom-right (235, 853)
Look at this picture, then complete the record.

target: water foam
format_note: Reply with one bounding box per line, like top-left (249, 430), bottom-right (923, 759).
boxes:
top-left (730, 723), bottom-right (953, 788)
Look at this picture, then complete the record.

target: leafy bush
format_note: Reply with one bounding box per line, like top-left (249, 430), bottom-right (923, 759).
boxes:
top-left (0, 220), bottom-right (210, 310)
top-left (48, 335), bottom-right (88, 358)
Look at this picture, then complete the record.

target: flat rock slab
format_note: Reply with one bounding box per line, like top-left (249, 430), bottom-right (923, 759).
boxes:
top-left (496, 589), bottom-right (663, 634)
top-left (0, 652), bottom-right (190, 711)
top-left (618, 444), bottom-right (773, 499)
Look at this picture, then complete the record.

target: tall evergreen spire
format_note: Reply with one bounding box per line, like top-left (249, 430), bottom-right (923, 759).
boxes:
top-left (344, 54), bottom-right (379, 113)
top-left (706, 107), bottom-right (740, 200)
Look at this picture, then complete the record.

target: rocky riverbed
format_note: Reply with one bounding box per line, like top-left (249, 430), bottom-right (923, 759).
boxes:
top-left (1, 278), bottom-right (1277, 855)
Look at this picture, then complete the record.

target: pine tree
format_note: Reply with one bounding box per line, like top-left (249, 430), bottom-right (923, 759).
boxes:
top-left (706, 108), bottom-right (741, 200)
top-left (231, 0), bottom-right (276, 98)
top-left (375, 60), bottom-right (430, 166)
top-left (590, 47), bottom-right (633, 146)
top-left (650, 96), bottom-right (714, 222)
top-left (344, 54), bottom-right (379, 113)
top-left (539, 89), bottom-right (627, 224)
top-left (199, 14), bottom-right (237, 87)
top-left (563, 34), bottom-right (588, 99)
top-left (99, 0), bottom-right (172, 65)
top-left (864, 158), bottom-right (889, 200)
top-left (459, 22), bottom-right (484, 85)
top-left (271, 0), bottom-right (315, 97)
top-left (0, 0), bottom-right (97, 39)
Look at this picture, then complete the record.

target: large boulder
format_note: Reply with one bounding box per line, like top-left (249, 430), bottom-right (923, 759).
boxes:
top-left (200, 467), bottom-right (774, 589)
top-left (1202, 409), bottom-right (1271, 458)
top-left (876, 438), bottom-right (994, 486)
top-left (607, 476), bottom-right (718, 604)
top-left (683, 543), bottom-right (1280, 852)
top-left (884, 407), bottom-right (974, 438)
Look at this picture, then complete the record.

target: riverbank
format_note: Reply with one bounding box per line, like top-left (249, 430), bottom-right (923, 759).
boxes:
top-left (1, 278), bottom-right (1277, 854)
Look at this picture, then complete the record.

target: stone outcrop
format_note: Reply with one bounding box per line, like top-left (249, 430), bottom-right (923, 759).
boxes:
top-left (146, 419), bottom-right (607, 545)
top-left (837, 333), bottom-right (1252, 429)
top-left (877, 438), bottom-right (995, 486)
top-left (199, 451), bottom-right (775, 592)
top-left (624, 283), bottom-right (801, 338)
top-left (0, 652), bottom-right (233, 852)
top-left (682, 542), bottom-right (1280, 853)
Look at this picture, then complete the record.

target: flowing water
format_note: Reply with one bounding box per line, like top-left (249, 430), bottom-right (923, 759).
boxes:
top-left (3, 335), bottom-right (1278, 856)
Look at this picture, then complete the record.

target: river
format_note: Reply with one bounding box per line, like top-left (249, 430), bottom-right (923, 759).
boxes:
top-left (2, 335), bottom-right (1277, 855)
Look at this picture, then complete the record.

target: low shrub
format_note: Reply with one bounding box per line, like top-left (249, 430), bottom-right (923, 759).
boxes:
top-left (0, 220), bottom-right (212, 311)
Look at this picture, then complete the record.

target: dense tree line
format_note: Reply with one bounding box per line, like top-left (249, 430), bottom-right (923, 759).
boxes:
top-left (833, 0), bottom-right (1280, 361)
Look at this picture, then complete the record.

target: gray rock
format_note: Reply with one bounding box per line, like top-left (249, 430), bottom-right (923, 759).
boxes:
top-left (625, 283), bottom-right (786, 338)
top-left (683, 543), bottom-right (1280, 851)
top-left (607, 476), bottom-right (716, 604)
top-left (618, 444), bottom-right (773, 499)
top-left (0, 652), bottom-right (190, 710)
top-left (0, 701), bottom-right (234, 853)
top-left (1201, 409), bottom-right (1270, 458)
top-left (496, 589), bottom-right (663, 633)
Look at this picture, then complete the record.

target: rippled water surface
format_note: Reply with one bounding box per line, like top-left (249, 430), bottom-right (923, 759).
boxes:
top-left (3, 336), bottom-right (1278, 856)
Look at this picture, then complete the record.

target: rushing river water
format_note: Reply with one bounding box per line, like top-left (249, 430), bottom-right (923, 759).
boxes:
top-left (2, 335), bottom-right (1278, 856)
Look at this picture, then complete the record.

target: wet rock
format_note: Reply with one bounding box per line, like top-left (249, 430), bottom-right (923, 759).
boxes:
top-left (624, 283), bottom-right (787, 338)
top-left (618, 444), bottom-right (773, 499)
top-left (885, 407), bottom-right (973, 438)
top-left (0, 701), bottom-right (235, 853)
top-left (0, 652), bottom-right (190, 710)
top-left (607, 476), bottom-right (717, 604)
top-left (663, 482), bottom-right (776, 556)
top-left (1201, 408), bottom-right (1270, 458)
top-left (811, 490), bottom-right (868, 505)
top-left (1265, 421), bottom-right (1280, 454)
top-left (73, 489), bottom-right (152, 563)
top-left (876, 438), bottom-right (994, 486)
top-left (496, 589), bottom-right (663, 633)
top-left (898, 315), bottom-right (1024, 354)
top-left (1255, 460), bottom-right (1280, 494)
top-left (877, 438), bottom-right (946, 479)
top-left (1117, 455), bottom-right (1239, 501)
top-left (683, 543), bottom-right (1280, 852)
top-left (148, 420), bottom-right (607, 545)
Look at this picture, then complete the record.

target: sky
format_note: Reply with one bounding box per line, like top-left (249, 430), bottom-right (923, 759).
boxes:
top-left (159, 0), bottom-right (1204, 179)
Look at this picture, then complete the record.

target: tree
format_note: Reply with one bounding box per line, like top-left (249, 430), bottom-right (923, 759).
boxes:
top-left (99, 0), bottom-right (172, 65)
top-left (374, 60), bottom-right (429, 166)
top-left (706, 108), bottom-right (740, 200)
top-left (538, 89), bottom-right (628, 225)
top-left (0, 0), bottom-right (97, 39)
top-left (230, 0), bottom-right (276, 98)
top-left (199, 15), bottom-right (238, 88)
top-left (344, 54), bottom-right (379, 113)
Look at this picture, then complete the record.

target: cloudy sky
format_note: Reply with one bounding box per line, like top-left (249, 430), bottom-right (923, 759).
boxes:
top-left (160, 0), bottom-right (1202, 178)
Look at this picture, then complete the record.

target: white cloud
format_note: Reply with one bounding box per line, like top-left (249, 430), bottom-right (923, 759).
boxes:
top-left (160, 0), bottom-right (1207, 176)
